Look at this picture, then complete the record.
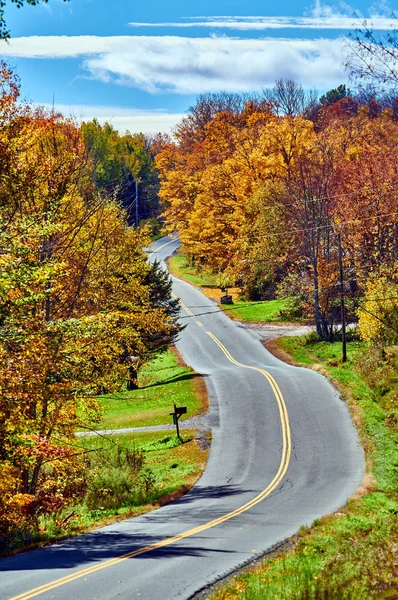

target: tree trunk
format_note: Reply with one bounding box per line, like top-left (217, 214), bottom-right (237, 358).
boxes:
top-left (127, 366), bottom-right (138, 390)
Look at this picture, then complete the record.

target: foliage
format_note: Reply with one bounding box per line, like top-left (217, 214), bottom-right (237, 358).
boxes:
top-left (358, 272), bottom-right (398, 346)
top-left (81, 119), bottom-right (160, 225)
top-left (319, 84), bottom-right (352, 106)
top-left (0, 64), bottom-right (181, 542)
top-left (157, 86), bottom-right (398, 338)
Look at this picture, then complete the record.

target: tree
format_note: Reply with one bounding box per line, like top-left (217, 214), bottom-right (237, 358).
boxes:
top-left (81, 120), bottom-right (160, 225)
top-left (320, 84), bottom-right (352, 106)
top-left (358, 272), bottom-right (398, 346)
top-left (263, 79), bottom-right (318, 117)
top-left (0, 0), bottom-right (68, 39)
top-left (345, 15), bottom-right (398, 86)
top-left (0, 65), bottom-right (181, 539)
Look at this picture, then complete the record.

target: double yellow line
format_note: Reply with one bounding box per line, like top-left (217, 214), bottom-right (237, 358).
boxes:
top-left (9, 305), bottom-right (291, 600)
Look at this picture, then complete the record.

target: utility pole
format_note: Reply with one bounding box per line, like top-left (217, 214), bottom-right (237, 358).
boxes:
top-left (135, 179), bottom-right (139, 228)
top-left (337, 232), bottom-right (347, 363)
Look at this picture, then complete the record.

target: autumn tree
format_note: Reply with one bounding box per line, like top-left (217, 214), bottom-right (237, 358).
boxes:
top-left (0, 64), bottom-right (181, 542)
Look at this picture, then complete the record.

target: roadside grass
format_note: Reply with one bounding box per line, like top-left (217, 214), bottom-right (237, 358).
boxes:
top-left (168, 253), bottom-right (299, 323)
top-left (221, 299), bottom-right (292, 323)
top-left (78, 429), bottom-right (206, 516)
top-left (209, 337), bottom-right (398, 600)
top-left (3, 349), bottom-right (209, 557)
top-left (168, 253), bottom-right (222, 287)
top-left (95, 349), bottom-right (205, 431)
top-left (7, 429), bottom-right (208, 557)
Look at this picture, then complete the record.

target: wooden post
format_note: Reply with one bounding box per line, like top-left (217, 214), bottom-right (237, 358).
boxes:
top-left (174, 404), bottom-right (180, 440)
top-left (337, 233), bottom-right (347, 363)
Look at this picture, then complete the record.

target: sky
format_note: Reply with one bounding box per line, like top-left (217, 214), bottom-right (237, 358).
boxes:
top-left (0, 0), bottom-right (395, 134)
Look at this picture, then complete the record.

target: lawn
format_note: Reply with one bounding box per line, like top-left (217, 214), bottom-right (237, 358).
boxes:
top-left (168, 253), bottom-right (222, 287)
top-left (210, 336), bottom-right (398, 600)
top-left (95, 349), bottom-right (206, 431)
top-left (221, 298), bottom-right (292, 322)
top-left (168, 253), bottom-right (300, 323)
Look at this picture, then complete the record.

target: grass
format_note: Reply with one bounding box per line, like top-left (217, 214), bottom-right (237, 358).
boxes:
top-left (221, 298), bottom-right (292, 322)
top-left (30, 429), bottom-right (208, 552)
top-left (209, 336), bottom-right (398, 600)
top-left (95, 349), bottom-right (206, 430)
top-left (168, 254), bottom-right (222, 287)
top-left (168, 252), bottom-right (300, 323)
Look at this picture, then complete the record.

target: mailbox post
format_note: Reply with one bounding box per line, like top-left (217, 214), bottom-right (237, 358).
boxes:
top-left (169, 404), bottom-right (187, 440)
top-left (220, 286), bottom-right (233, 305)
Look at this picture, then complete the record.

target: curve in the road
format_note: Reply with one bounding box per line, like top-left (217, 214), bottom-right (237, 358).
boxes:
top-left (9, 327), bottom-right (290, 600)
top-left (0, 236), bottom-right (364, 600)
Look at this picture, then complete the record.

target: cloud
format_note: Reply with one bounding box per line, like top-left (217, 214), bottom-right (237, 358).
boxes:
top-left (35, 103), bottom-right (185, 134)
top-left (128, 11), bottom-right (397, 31)
top-left (0, 35), bottom-right (348, 93)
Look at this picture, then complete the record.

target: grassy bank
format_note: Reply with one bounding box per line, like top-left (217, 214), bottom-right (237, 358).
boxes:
top-left (210, 337), bottom-right (397, 599)
top-left (168, 254), bottom-right (221, 287)
top-left (14, 429), bottom-right (208, 557)
top-left (168, 253), bottom-right (296, 323)
top-left (96, 349), bottom-right (206, 430)
top-left (4, 350), bottom-right (209, 556)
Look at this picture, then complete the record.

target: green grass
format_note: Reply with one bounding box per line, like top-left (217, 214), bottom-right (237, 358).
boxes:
top-left (221, 298), bottom-right (293, 322)
top-left (168, 253), bottom-right (302, 323)
top-left (168, 254), bottom-right (223, 287)
top-left (210, 337), bottom-right (398, 600)
top-left (96, 350), bottom-right (204, 430)
top-left (32, 429), bottom-right (208, 550)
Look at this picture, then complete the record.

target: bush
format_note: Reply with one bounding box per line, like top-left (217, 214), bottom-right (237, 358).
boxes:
top-left (85, 446), bottom-right (156, 510)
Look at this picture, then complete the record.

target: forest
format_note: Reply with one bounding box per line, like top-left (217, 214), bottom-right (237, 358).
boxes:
top-left (157, 84), bottom-right (398, 343)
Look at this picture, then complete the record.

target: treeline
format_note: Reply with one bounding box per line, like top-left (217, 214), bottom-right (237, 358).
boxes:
top-left (156, 83), bottom-right (398, 342)
top-left (0, 64), bottom-right (179, 546)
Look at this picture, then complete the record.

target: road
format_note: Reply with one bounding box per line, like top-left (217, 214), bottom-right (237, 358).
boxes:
top-left (0, 237), bottom-right (364, 600)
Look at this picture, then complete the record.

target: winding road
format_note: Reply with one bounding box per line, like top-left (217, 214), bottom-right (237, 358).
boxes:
top-left (0, 237), bottom-right (364, 600)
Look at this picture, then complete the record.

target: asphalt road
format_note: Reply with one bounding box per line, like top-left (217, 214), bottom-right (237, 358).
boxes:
top-left (0, 237), bottom-right (364, 600)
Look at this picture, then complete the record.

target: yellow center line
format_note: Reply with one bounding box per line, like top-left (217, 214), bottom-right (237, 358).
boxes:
top-left (196, 321), bottom-right (203, 327)
top-left (148, 237), bottom-right (176, 258)
top-left (172, 293), bottom-right (195, 319)
top-left (10, 322), bottom-right (291, 600)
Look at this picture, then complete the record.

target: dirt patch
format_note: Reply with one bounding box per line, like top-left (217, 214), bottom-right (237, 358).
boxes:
top-left (193, 370), bottom-right (210, 414)
top-left (242, 322), bottom-right (314, 341)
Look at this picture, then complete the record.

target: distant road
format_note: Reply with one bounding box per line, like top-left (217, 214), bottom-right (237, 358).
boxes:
top-left (0, 236), bottom-right (364, 600)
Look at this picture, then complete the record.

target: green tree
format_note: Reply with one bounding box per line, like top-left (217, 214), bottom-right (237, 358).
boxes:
top-left (81, 120), bottom-right (160, 225)
top-left (320, 85), bottom-right (351, 106)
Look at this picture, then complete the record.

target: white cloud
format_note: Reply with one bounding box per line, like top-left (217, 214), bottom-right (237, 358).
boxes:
top-left (128, 12), bottom-right (396, 31)
top-left (35, 103), bottom-right (185, 134)
top-left (0, 35), bottom-right (348, 93)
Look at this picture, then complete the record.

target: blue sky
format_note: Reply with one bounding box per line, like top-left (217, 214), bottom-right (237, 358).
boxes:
top-left (0, 0), bottom-right (395, 134)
